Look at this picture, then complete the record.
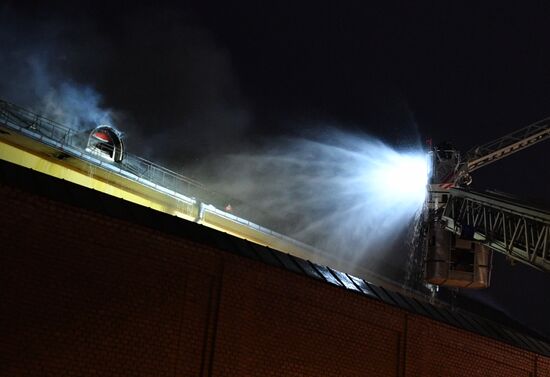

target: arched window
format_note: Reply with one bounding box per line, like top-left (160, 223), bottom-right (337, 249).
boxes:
top-left (86, 126), bottom-right (125, 162)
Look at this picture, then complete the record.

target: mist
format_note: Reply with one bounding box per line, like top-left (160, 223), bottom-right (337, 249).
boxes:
top-left (195, 128), bottom-right (429, 277)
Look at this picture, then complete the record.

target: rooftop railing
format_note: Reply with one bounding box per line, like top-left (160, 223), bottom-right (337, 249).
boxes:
top-left (0, 99), bottom-right (231, 209)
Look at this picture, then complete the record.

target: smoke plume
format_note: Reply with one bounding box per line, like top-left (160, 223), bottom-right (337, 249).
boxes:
top-left (0, 4), bottom-right (251, 164)
top-left (0, 12), bottom-right (114, 131)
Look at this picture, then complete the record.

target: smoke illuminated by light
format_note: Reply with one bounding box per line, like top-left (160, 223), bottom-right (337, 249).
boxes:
top-left (201, 129), bottom-right (429, 274)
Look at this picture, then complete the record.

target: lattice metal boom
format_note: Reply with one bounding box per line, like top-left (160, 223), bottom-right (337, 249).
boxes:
top-left (442, 188), bottom-right (550, 271)
top-left (465, 117), bottom-right (550, 173)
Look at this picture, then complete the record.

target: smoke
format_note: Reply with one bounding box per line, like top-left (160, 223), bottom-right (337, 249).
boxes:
top-left (0, 4), bottom-right (428, 280)
top-left (0, 4), bottom-right (251, 163)
top-left (27, 58), bottom-right (114, 130)
top-left (0, 7), bottom-right (114, 131)
top-left (197, 128), bottom-right (428, 277)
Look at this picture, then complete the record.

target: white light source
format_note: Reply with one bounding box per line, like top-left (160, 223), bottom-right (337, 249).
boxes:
top-left (367, 151), bottom-right (429, 208)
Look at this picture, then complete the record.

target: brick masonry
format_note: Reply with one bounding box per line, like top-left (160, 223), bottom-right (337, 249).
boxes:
top-left (1, 178), bottom-right (549, 376)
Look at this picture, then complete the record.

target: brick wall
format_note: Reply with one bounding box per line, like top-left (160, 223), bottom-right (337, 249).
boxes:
top-left (1, 181), bottom-right (548, 376)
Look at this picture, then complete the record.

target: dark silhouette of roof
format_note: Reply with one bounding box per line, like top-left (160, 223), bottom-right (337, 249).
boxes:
top-left (1, 158), bottom-right (549, 356)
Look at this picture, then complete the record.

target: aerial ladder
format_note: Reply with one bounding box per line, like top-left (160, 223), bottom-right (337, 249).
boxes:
top-left (424, 117), bottom-right (550, 288)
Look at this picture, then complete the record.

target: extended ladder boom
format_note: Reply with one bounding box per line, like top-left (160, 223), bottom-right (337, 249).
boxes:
top-left (465, 117), bottom-right (550, 173)
top-left (442, 188), bottom-right (550, 271)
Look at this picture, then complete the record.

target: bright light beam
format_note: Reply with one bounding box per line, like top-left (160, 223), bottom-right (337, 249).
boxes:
top-left (203, 129), bottom-right (430, 271)
top-left (367, 150), bottom-right (429, 208)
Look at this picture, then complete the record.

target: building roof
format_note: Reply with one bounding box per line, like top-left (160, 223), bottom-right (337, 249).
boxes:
top-left (1, 158), bottom-right (549, 356)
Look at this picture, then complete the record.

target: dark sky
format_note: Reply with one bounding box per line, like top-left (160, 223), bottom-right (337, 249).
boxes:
top-left (1, 2), bottom-right (549, 336)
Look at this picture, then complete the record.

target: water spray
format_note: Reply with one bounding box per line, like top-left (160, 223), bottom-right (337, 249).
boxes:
top-left (203, 129), bottom-right (429, 278)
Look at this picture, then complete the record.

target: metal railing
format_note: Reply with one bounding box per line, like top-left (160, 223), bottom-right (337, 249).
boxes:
top-left (0, 99), bottom-right (232, 209)
top-left (0, 99), bottom-right (450, 299)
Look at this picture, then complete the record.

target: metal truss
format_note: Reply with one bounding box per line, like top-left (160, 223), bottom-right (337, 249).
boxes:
top-left (465, 117), bottom-right (550, 173)
top-left (442, 188), bottom-right (550, 271)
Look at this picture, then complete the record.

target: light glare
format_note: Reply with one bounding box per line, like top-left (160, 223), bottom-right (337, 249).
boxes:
top-left (204, 129), bottom-right (430, 269)
top-left (368, 152), bottom-right (428, 207)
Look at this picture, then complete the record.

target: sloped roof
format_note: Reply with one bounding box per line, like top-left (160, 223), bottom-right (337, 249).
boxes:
top-left (1, 158), bottom-right (549, 356)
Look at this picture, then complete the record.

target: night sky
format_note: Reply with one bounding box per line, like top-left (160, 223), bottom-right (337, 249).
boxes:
top-left (1, 2), bottom-right (549, 336)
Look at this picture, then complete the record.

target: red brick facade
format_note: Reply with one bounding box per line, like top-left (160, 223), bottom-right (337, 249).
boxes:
top-left (1, 180), bottom-right (549, 376)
